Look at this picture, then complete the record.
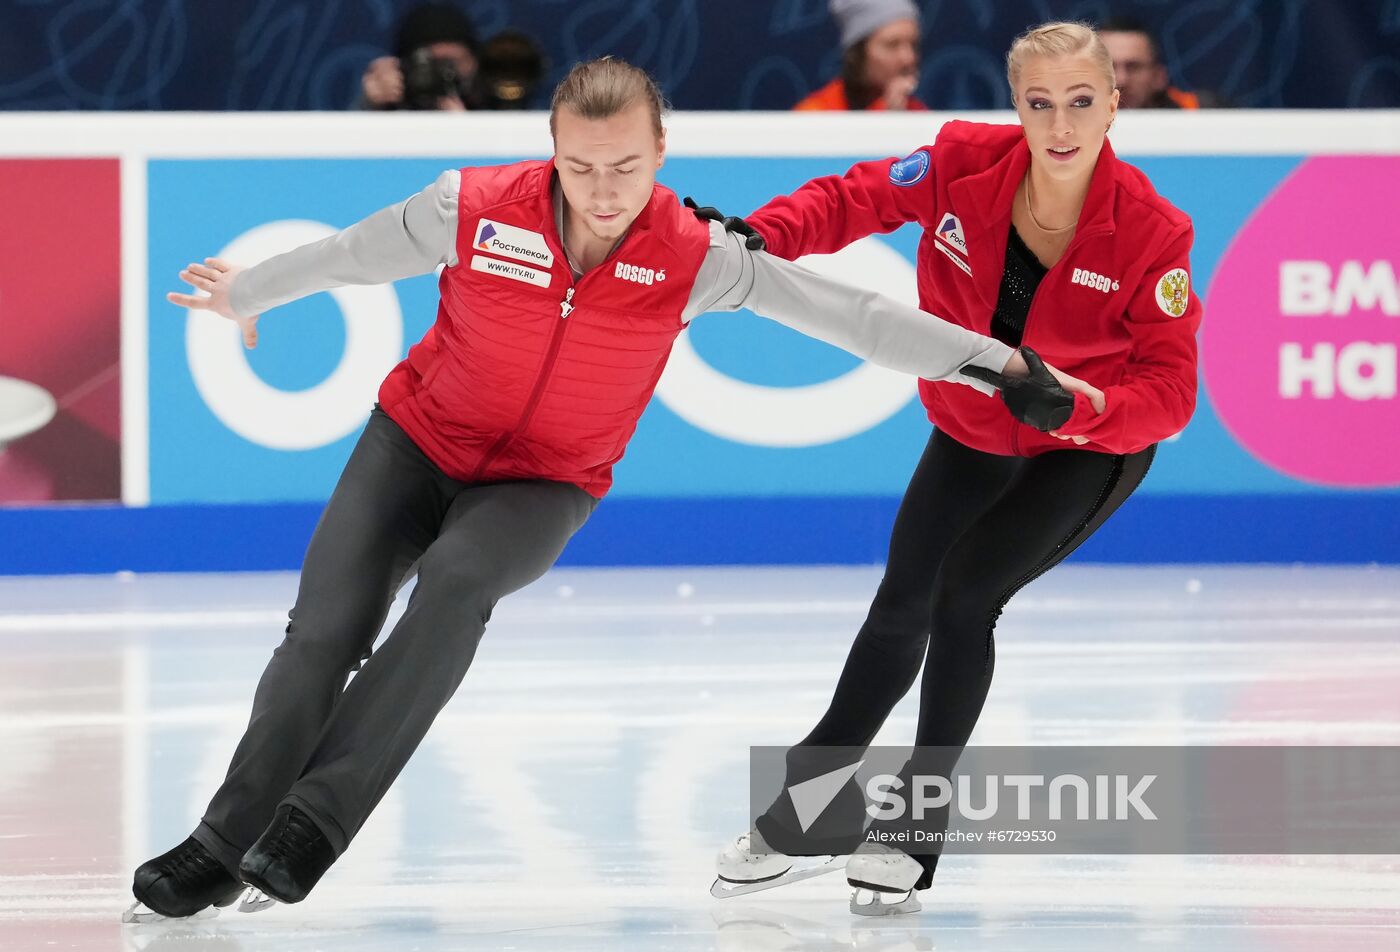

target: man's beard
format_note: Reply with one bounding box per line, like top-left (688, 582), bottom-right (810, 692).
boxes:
top-left (588, 217), bottom-right (628, 242)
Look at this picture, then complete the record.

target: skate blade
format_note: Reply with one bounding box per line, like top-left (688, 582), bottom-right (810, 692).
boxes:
top-left (121, 900), bottom-right (220, 924)
top-left (849, 887), bottom-right (921, 917)
top-left (710, 855), bottom-right (846, 898)
top-left (237, 887), bottom-right (277, 914)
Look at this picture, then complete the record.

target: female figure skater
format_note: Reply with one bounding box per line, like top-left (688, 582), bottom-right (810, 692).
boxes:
top-left (714, 21), bottom-right (1202, 914)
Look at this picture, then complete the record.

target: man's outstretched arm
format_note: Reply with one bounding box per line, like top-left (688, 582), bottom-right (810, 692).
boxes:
top-left (168, 170), bottom-right (460, 347)
top-left (683, 220), bottom-right (1017, 394)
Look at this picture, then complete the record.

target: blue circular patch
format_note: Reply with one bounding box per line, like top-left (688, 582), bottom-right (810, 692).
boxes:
top-left (888, 150), bottom-right (930, 187)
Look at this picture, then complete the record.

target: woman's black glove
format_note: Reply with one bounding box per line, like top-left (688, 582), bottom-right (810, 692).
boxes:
top-left (683, 196), bottom-right (766, 251)
top-left (960, 345), bottom-right (1075, 432)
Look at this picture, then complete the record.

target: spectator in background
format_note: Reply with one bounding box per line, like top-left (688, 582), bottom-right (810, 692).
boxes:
top-left (359, 3), bottom-right (482, 110)
top-left (1099, 16), bottom-right (1224, 109)
top-left (477, 30), bottom-right (548, 109)
top-left (795, 0), bottom-right (927, 111)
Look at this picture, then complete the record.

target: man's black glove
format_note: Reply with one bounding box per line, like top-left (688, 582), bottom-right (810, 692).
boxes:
top-left (683, 196), bottom-right (766, 251)
top-left (960, 345), bottom-right (1076, 432)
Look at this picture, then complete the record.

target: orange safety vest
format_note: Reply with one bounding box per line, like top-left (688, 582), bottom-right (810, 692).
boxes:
top-left (793, 77), bottom-right (929, 112)
top-left (1165, 87), bottom-right (1202, 109)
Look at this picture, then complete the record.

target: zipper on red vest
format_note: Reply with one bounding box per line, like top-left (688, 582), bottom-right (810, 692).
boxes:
top-left (470, 283), bottom-right (579, 481)
top-left (467, 202), bottom-right (654, 481)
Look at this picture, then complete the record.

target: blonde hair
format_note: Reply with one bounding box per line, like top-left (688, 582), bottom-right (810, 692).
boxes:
top-left (549, 57), bottom-right (667, 138)
top-left (1006, 21), bottom-right (1115, 100)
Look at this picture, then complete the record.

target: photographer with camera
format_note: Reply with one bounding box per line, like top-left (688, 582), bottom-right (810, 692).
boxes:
top-left (358, 3), bottom-right (481, 111)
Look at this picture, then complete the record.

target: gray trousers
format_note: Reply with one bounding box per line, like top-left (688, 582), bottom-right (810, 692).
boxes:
top-left (192, 408), bottom-right (596, 873)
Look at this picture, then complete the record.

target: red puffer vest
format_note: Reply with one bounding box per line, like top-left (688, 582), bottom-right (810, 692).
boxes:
top-left (378, 159), bottom-right (711, 497)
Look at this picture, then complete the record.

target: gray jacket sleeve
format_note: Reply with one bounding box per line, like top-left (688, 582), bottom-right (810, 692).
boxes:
top-left (228, 169), bottom-right (461, 317)
top-left (682, 221), bottom-right (1014, 394)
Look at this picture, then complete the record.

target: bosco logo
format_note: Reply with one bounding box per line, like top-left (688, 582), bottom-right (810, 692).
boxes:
top-left (1202, 157), bottom-right (1400, 487)
top-left (1071, 267), bottom-right (1120, 293)
top-left (615, 261), bottom-right (664, 285)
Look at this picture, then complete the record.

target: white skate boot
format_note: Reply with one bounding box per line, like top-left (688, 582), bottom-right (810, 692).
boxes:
top-left (846, 843), bottom-right (924, 916)
top-left (710, 830), bottom-right (846, 898)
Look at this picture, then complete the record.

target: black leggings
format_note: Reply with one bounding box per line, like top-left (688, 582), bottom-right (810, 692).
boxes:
top-left (193, 409), bottom-right (596, 874)
top-left (759, 428), bottom-right (1154, 874)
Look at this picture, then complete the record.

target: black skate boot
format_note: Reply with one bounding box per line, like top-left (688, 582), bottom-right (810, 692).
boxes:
top-left (238, 804), bottom-right (337, 904)
top-left (125, 836), bottom-right (243, 922)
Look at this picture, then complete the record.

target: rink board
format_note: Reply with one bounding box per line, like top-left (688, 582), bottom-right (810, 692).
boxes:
top-left (0, 113), bottom-right (1397, 571)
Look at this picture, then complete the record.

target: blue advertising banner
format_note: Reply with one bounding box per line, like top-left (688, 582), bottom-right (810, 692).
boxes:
top-left (146, 153), bottom-right (1400, 504)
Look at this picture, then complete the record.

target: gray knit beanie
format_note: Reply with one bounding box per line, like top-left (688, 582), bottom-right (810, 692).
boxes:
top-left (829, 0), bottom-right (920, 50)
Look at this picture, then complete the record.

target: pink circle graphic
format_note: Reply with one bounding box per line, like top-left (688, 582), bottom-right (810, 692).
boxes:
top-left (1202, 157), bottom-right (1400, 487)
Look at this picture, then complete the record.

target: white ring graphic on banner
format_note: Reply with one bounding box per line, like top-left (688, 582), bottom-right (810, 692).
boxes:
top-left (655, 237), bottom-right (919, 447)
top-left (186, 220), bottom-right (403, 450)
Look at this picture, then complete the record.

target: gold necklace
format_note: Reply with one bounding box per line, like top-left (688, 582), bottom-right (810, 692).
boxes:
top-left (1025, 175), bottom-right (1076, 234)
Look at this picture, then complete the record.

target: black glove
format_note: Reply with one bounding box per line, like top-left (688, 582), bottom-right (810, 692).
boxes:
top-left (960, 345), bottom-right (1076, 432)
top-left (683, 196), bottom-right (766, 251)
